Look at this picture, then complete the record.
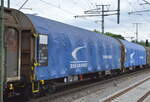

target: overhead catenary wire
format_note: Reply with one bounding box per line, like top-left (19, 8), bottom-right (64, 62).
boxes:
top-left (125, 0), bottom-right (147, 39)
top-left (87, 0), bottom-right (95, 8)
top-left (39, 0), bottom-right (76, 16)
top-left (127, 0), bottom-right (150, 23)
top-left (12, 0), bottom-right (20, 7)
top-left (107, 17), bottom-right (134, 33)
top-left (71, 0), bottom-right (88, 11)
top-left (75, 0), bottom-right (120, 34)
top-left (18, 0), bottom-right (29, 10)
top-left (11, 0), bottom-right (150, 41)
top-left (143, 0), bottom-right (150, 5)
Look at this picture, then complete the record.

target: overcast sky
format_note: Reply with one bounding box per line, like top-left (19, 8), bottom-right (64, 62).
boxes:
top-left (7, 0), bottom-right (150, 41)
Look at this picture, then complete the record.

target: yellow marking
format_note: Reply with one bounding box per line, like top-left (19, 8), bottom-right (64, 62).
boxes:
top-left (32, 82), bottom-right (40, 93)
top-left (9, 84), bottom-right (14, 90)
top-left (34, 62), bottom-right (40, 67)
top-left (40, 80), bottom-right (45, 85)
top-left (33, 33), bottom-right (38, 37)
top-left (31, 66), bottom-right (34, 70)
top-left (32, 90), bottom-right (39, 93)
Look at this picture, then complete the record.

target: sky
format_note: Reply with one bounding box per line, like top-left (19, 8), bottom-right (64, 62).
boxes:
top-left (6, 0), bottom-right (150, 41)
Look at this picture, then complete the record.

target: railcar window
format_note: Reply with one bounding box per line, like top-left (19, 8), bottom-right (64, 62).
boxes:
top-left (38, 34), bottom-right (48, 66)
top-left (5, 27), bottom-right (19, 77)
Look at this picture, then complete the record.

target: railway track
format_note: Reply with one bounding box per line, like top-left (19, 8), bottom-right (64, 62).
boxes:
top-left (101, 77), bottom-right (150, 102)
top-left (25, 67), bottom-right (150, 102)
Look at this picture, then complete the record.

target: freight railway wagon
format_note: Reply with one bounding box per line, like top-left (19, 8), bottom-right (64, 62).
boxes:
top-left (4, 8), bottom-right (150, 97)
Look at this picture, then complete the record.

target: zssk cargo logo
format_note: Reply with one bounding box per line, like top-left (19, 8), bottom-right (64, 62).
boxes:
top-left (70, 46), bottom-right (88, 69)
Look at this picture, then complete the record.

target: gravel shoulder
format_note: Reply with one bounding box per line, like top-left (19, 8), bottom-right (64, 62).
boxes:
top-left (29, 68), bottom-right (150, 102)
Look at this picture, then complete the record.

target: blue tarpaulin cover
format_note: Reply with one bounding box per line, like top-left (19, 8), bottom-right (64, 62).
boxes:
top-left (120, 40), bottom-right (146, 68)
top-left (27, 14), bottom-right (122, 80)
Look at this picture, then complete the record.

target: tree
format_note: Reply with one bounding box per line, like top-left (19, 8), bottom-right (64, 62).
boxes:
top-left (93, 29), bottom-right (124, 40)
top-left (136, 40), bottom-right (150, 47)
top-left (105, 32), bottom-right (124, 40)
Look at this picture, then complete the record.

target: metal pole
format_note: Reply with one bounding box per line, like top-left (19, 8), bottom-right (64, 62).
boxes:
top-left (117, 0), bottom-right (120, 24)
top-left (102, 5), bottom-right (104, 34)
top-left (136, 24), bottom-right (138, 42)
top-left (0, 0), bottom-right (5, 102)
top-left (133, 23), bottom-right (141, 43)
top-left (7, 0), bottom-right (10, 8)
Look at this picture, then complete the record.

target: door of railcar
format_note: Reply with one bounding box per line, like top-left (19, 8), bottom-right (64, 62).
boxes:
top-left (5, 27), bottom-right (20, 82)
top-left (5, 28), bottom-right (35, 82)
top-left (20, 30), bottom-right (35, 82)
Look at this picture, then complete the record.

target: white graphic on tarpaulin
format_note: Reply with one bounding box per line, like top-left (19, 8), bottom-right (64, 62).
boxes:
top-left (130, 52), bottom-right (135, 63)
top-left (72, 46), bottom-right (85, 60)
top-left (139, 56), bottom-right (144, 59)
top-left (102, 55), bottom-right (112, 59)
top-left (70, 46), bottom-right (88, 69)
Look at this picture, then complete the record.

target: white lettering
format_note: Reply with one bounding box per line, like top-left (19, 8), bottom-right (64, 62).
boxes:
top-left (103, 55), bottom-right (112, 59)
top-left (70, 61), bottom-right (88, 69)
